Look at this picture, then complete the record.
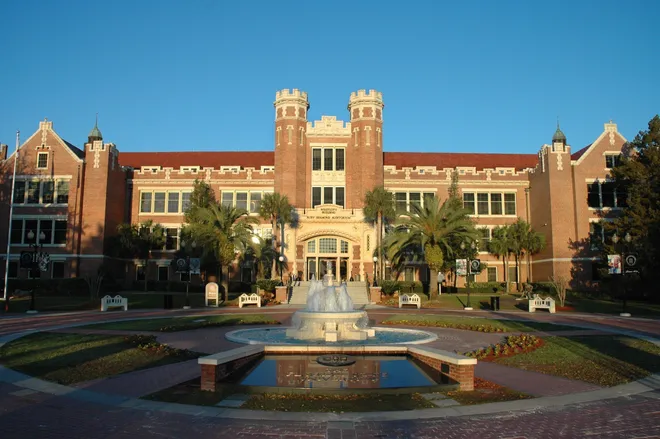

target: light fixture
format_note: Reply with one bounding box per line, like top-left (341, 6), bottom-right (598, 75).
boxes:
top-left (252, 235), bottom-right (260, 244)
top-left (460, 242), bottom-right (465, 250)
top-left (27, 230), bottom-right (35, 240)
top-left (612, 233), bottom-right (619, 244)
top-left (373, 256), bottom-right (378, 262)
top-left (625, 233), bottom-right (632, 243)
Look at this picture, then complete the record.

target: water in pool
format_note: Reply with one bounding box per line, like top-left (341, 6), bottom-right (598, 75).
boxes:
top-left (239, 355), bottom-right (442, 389)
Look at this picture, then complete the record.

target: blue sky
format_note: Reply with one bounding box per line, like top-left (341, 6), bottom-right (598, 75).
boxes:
top-left (1, 0), bottom-right (658, 154)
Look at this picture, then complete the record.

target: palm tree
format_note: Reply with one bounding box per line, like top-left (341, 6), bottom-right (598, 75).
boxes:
top-left (259, 192), bottom-right (294, 279)
top-left (363, 186), bottom-right (395, 283)
top-left (116, 220), bottom-right (166, 292)
top-left (514, 220), bottom-right (546, 284)
top-left (488, 225), bottom-right (513, 292)
top-left (184, 204), bottom-right (258, 301)
top-left (385, 196), bottom-right (478, 296)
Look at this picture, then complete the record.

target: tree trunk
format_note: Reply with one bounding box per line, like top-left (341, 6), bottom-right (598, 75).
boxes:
top-left (514, 253), bottom-right (521, 292)
top-left (503, 255), bottom-right (509, 293)
top-left (526, 251), bottom-right (532, 283)
top-left (377, 212), bottom-right (383, 282)
top-left (222, 265), bottom-right (229, 302)
top-left (270, 216), bottom-right (278, 278)
top-left (143, 256), bottom-right (149, 292)
top-left (429, 268), bottom-right (438, 298)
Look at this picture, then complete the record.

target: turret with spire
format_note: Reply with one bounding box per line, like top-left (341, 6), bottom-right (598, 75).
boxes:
top-left (552, 119), bottom-right (566, 150)
top-left (88, 113), bottom-right (103, 143)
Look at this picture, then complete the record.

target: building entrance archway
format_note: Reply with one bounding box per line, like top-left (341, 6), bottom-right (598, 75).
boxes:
top-left (304, 236), bottom-right (352, 282)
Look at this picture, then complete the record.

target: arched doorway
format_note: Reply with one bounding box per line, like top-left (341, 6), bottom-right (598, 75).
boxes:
top-left (305, 236), bottom-right (351, 281)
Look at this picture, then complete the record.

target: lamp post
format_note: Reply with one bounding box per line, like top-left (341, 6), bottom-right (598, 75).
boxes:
top-left (612, 232), bottom-right (632, 316)
top-left (372, 256), bottom-right (378, 287)
top-left (278, 255), bottom-right (284, 286)
top-left (26, 230), bottom-right (46, 314)
top-left (180, 240), bottom-right (196, 309)
top-left (460, 241), bottom-right (476, 310)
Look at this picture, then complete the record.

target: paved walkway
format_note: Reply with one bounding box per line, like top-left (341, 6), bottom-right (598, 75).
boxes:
top-left (0, 306), bottom-right (659, 438)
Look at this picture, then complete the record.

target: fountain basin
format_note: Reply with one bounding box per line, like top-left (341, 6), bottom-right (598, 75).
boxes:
top-left (287, 310), bottom-right (373, 342)
top-left (226, 326), bottom-right (437, 345)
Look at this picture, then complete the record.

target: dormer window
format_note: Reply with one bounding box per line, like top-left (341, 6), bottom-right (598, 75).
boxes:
top-left (605, 154), bottom-right (621, 169)
top-left (37, 152), bottom-right (49, 169)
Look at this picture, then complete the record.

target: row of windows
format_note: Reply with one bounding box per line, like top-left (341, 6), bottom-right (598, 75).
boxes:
top-left (463, 192), bottom-right (517, 216)
top-left (136, 265), bottom-right (197, 282)
top-left (13, 180), bottom-right (69, 205)
top-left (5, 260), bottom-right (66, 279)
top-left (312, 148), bottom-right (345, 171)
top-left (312, 186), bottom-right (345, 208)
top-left (394, 192), bottom-right (436, 213)
top-left (10, 219), bottom-right (67, 245)
top-left (140, 191), bottom-right (192, 214)
top-left (221, 191), bottom-right (265, 213)
top-left (589, 222), bottom-right (616, 248)
top-left (307, 238), bottom-right (350, 254)
top-left (587, 182), bottom-right (626, 209)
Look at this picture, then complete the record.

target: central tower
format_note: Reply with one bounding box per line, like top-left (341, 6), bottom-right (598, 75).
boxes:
top-left (346, 90), bottom-right (384, 208)
top-left (273, 89), bottom-right (309, 207)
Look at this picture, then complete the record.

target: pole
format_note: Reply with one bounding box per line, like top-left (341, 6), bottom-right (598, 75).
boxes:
top-left (466, 261), bottom-right (472, 309)
top-left (3, 131), bottom-right (20, 307)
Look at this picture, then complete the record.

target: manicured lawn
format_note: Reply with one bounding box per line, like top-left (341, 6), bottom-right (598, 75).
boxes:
top-left (381, 314), bottom-right (578, 332)
top-left (0, 332), bottom-right (199, 384)
top-left (495, 335), bottom-right (660, 386)
top-left (381, 294), bottom-right (524, 311)
top-left (80, 314), bottom-right (281, 332)
top-left (565, 298), bottom-right (660, 317)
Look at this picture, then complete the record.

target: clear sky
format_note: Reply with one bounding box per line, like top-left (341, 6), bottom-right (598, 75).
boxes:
top-left (1, 0), bottom-right (658, 155)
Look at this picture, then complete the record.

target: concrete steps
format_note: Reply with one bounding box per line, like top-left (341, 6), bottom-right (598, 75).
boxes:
top-left (287, 281), bottom-right (370, 306)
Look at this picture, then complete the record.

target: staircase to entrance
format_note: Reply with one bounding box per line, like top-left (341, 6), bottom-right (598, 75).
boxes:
top-left (287, 281), bottom-right (371, 306)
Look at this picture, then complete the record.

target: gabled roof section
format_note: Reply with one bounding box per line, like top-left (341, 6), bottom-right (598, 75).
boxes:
top-left (118, 151), bottom-right (274, 169)
top-left (62, 139), bottom-right (85, 159)
top-left (384, 152), bottom-right (538, 171)
top-left (570, 144), bottom-right (591, 161)
top-left (572, 121), bottom-right (628, 166)
top-left (6, 119), bottom-right (83, 162)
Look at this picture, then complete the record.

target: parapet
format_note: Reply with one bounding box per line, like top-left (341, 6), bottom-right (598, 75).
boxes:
top-left (349, 89), bottom-right (383, 102)
top-left (275, 88), bottom-right (308, 101)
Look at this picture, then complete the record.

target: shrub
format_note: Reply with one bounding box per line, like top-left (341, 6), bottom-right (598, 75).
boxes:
top-left (256, 278), bottom-right (280, 293)
top-left (380, 280), bottom-right (400, 295)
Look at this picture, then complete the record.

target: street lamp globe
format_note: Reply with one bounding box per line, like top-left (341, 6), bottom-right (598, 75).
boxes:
top-left (373, 256), bottom-right (378, 263)
top-left (625, 233), bottom-right (632, 243)
top-left (27, 230), bottom-right (34, 240)
top-left (251, 235), bottom-right (260, 245)
top-left (460, 242), bottom-right (465, 250)
top-left (612, 233), bottom-right (619, 244)
top-left (278, 255), bottom-right (284, 262)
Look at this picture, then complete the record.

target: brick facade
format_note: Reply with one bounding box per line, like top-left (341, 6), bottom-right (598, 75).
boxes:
top-left (0, 92), bottom-right (629, 289)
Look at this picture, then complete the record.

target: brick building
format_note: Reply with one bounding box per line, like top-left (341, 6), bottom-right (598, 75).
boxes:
top-left (0, 89), bottom-right (628, 289)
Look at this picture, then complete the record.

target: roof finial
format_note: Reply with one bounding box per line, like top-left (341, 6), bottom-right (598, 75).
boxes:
top-left (95, 112), bottom-right (99, 127)
top-left (557, 116), bottom-right (560, 129)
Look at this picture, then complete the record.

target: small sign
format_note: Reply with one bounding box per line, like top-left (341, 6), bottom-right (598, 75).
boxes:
top-left (469, 259), bottom-right (481, 274)
top-left (456, 259), bottom-right (467, 276)
top-left (625, 254), bottom-right (637, 268)
top-left (205, 282), bottom-right (219, 307)
top-left (608, 254), bottom-right (622, 275)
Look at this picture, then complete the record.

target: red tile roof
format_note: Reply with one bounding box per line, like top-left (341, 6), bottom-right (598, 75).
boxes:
top-left (118, 151), bottom-right (274, 169)
top-left (571, 144), bottom-right (591, 161)
top-left (384, 152), bottom-right (538, 171)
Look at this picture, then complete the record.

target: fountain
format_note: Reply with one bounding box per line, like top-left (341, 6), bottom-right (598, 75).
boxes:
top-left (285, 265), bottom-right (375, 342)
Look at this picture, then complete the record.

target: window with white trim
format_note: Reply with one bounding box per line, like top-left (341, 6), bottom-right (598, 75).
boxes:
top-left (487, 267), bottom-right (497, 282)
top-left (463, 192), bottom-right (516, 216)
top-left (139, 190), bottom-right (192, 214)
top-left (587, 181), bottom-right (626, 209)
top-left (311, 147), bottom-right (345, 171)
top-left (605, 154), bottom-right (621, 169)
top-left (220, 191), bottom-right (265, 213)
top-left (394, 192), bottom-right (436, 213)
top-left (311, 186), bottom-right (344, 208)
top-left (10, 218), bottom-right (67, 245)
top-left (37, 152), bottom-right (49, 169)
top-left (13, 179), bottom-right (70, 205)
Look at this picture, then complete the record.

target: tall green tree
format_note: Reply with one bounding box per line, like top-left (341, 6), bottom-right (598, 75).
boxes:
top-left (185, 179), bottom-right (217, 223)
top-left (183, 204), bottom-right (258, 301)
top-left (385, 196), bottom-right (478, 296)
top-left (508, 219), bottom-right (545, 291)
top-left (363, 186), bottom-right (395, 282)
top-left (488, 225), bottom-right (513, 292)
top-left (603, 115), bottom-right (660, 294)
top-left (259, 192), bottom-right (294, 279)
top-left (116, 220), bottom-right (166, 291)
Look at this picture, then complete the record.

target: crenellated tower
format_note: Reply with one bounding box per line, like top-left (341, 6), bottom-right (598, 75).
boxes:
top-left (347, 90), bottom-right (384, 208)
top-left (274, 89), bottom-right (309, 206)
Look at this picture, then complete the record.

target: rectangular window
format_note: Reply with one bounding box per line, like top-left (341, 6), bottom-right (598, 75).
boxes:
top-left (181, 192), bottom-right (191, 212)
top-left (13, 181), bottom-right (25, 204)
top-left (10, 220), bottom-right (23, 244)
top-left (165, 228), bottom-right (178, 250)
top-left (589, 222), bottom-right (604, 249)
top-left (487, 267), bottom-right (497, 282)
top-left (42, 181), bottom-right (54, 204)
top-left (312, 187), bottom-right (322, 208)
top-left (323, 149), bottom-right (333, 170)
top-left (477, 193), bottom-right (489, 215)
top-left (395, 192), bottom-right (407, 213)
top-left (504, 193), bottom-right (516, 215)
top-left (423, 192), bottom-right (435, 207)
top-left (37, 152), bottom-right (48, 169)
top-left (335, 149), bottom-right (345, 171)
top-left (587, 183), bottom-right (600, 208)
top-left (39, 220), bottom-right (53, 244)
top-left (601, 182), bottom-right (615, 208)
top-left (324, 187), bottom-right (333, 205)
top-left (312, 149), bottom-right (322, 171)
top-left (153, 192), bottom-right (166, 213)
top-left (250, 192), bottom-right (262, 213)
top-left (140, 192), bottom-right (152, 213)
top-left (478, 228), bottom-right (491, 248)
top-left (307, 240), bottom-right (316, 253)
top-left (52, 261), bottom-right (65, 279)
top-left (53, 220), bottom-right (67, 244)
top-left (490, 193), bottom-right (502, 215)
top-left (463, 193), bottom-right (475, 214)
top-left (409, 193), bottom-right (421, 212)
top-left (221, 192), bottom-right (233, 207)
top-left (605, 154), bottom-right (620, 169)
top-left (235, 192), bottom-right (248, 210)
top-left (319, 238), bottom-right (337, 253)
top-left (167, 192), bottom-right (180, 213)
top-left (56, 181), bottom-right (69, 204)
top-left (508, 266), bottom-right (518, 282)
top-left (335, 187), bottom-right (345, 208)
top-left (27, 181), bottom-right (40, 204)
top-left (340, 240), bottom-right (349, 253)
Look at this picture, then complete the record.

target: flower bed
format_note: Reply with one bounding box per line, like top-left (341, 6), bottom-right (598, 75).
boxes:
top-left (462, 334), bottom-right (543, 361)
top-left (124, 335), bottom-right (199, 358)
